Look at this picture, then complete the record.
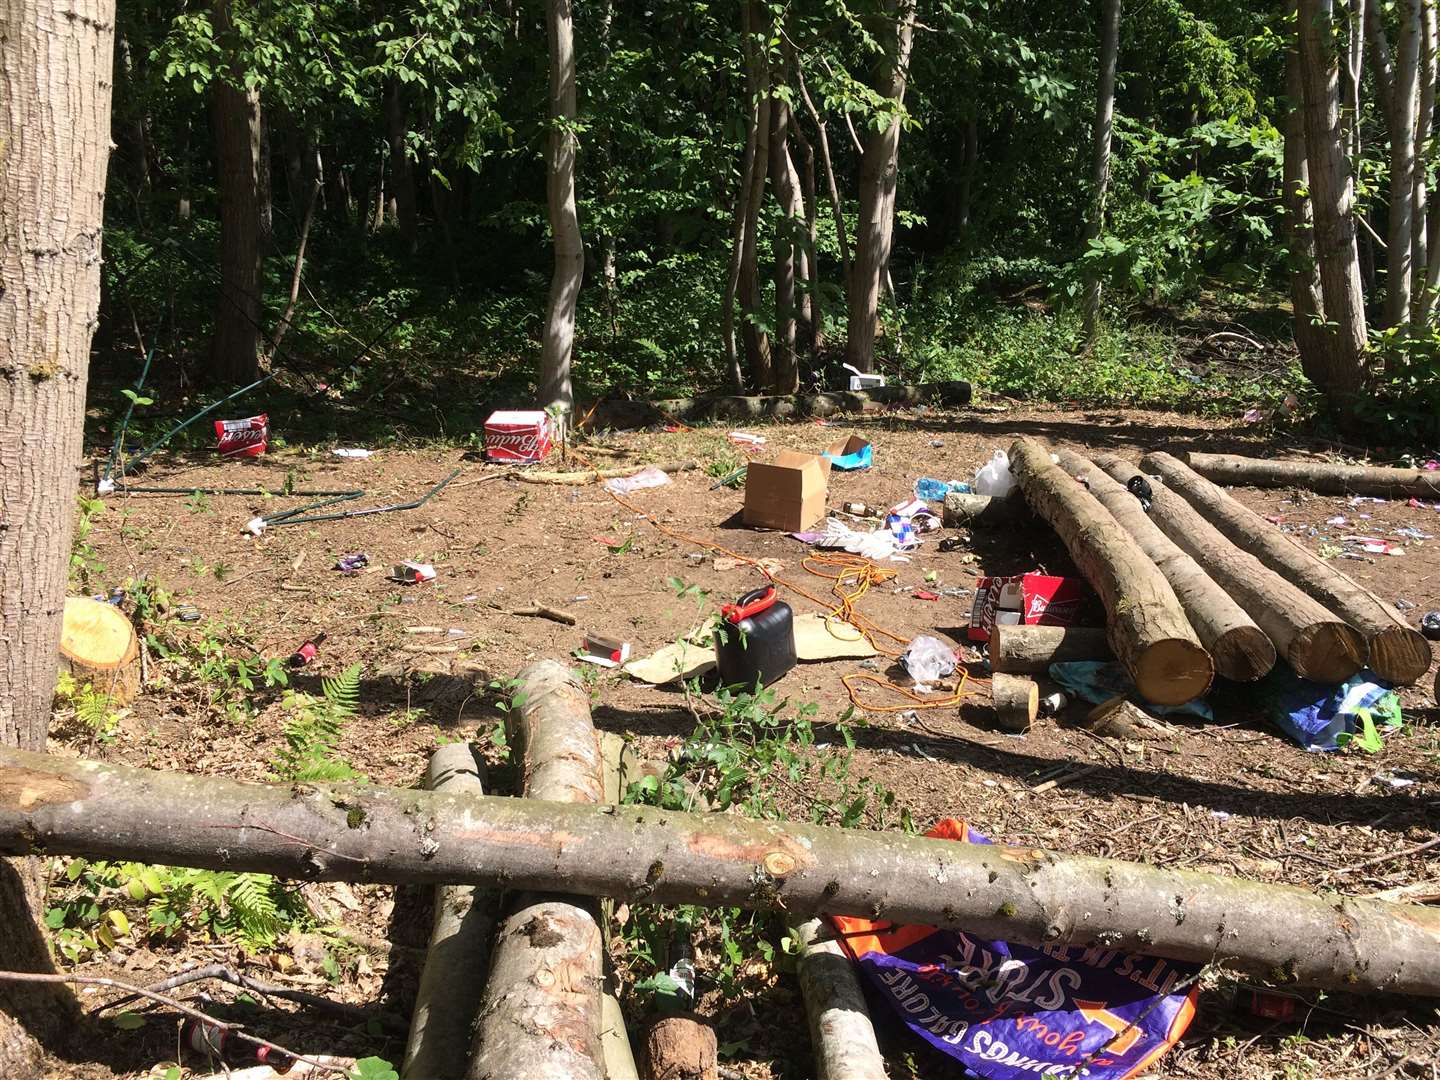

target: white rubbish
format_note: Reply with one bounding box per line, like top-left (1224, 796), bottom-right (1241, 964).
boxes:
top-left (332, 448), bottom-right (373, 459)
top-left (604, 466), bottom-right (672, 494)
top-left (973, 450), bottom-right (1016, 497)
top-left (392, 561), bottom-right (437, 583)
top-left (244, 517), bottom-right (267, 537)
top-left (902, 635), bottom-right (958, 683)
top-left (96, 477), bottom-right (116, 496)
top-left (817, 517), bottom-right (913, 561)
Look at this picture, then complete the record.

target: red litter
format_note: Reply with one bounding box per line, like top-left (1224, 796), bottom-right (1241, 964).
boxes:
top-left (913, 590), bottom-right (940, 601)
top-left (215, 414), bottom-right (269, 458)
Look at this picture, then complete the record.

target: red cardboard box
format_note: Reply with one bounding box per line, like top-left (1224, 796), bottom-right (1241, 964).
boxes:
top-left (485, 410), bottom-right (553, 464)
top-left (968, 573), bottom-right (1088, 642)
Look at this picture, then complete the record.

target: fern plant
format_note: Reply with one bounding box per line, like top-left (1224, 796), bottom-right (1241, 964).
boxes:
top-left (272, 664), bottom-right (363, 782)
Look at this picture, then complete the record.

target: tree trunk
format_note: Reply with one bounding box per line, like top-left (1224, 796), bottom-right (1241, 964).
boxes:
top-left (1081, 0), bottom-right (1122, 344)
top-left (770, 97), bottom-right (799, 395)
top-left (403, 744), bottom-right (494, 1080)
top-left (1284, 2), bottom-right (1332, 369)
top-left (1054, 450), bottom-right (1275, 682)
top-left (956, 114), bottom-right (979, 237)
top-left (1140, 453), bottom-right (1432, 685)
top-left (844, 0), bottom-right (915, 374)
top-left (989, 625), bottom-right (1113, 674)
top-left (1386, 0), bottom-right (1423, 328)
top-left (384, 81), bottom-right (419, 254)
top-left (0, 0), bottom-right (115, 1070)
top-left (739, 0), bottom-right (773, 390)
top-left (793, 919), bottom-right (885, 1080)
top-left (790, 110), bottom-right (823, 351)
top-left (796, 67), bottom-right (852, 290)
top-left (991, 673), bottom-right (1039, 733)
top-left (1298, 0), bottom-right (1370, 415)
top-left (1098, 456), bottom-right (1366, 684)
top-left (1187, 451), bottom-right (1440, 497)
top-left (467, 662), bottom-right (605, 1080)
top-left (537, 0), bottom-right (583, 412)
top-left (722, 8), bottom-right (763, 394)
top-left (1345, 0), bottom-right (1367, 164)
top-left (1415, 0), bottom-right (1438, 326)
top-left (1008, 440), bottom-right (1214, 706)
top-left (7, 748), bottom-right (1440, 996)
top-left (267, 177), bottom-right (320, 361)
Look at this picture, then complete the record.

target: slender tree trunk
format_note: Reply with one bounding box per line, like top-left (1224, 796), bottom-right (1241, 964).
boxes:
top-left (1285, 2), bottom-right (1332, 369)
top-left (796, 67), bottom-right (852, 291)
top-left (770, 96), bottom-right (799, 394)
top-left (1299, 0), bottom-right (1371, 416)
top-left (791, 116), bottom-right (825, 352)
top-left (1414, 0), bottom-right (1437, 326)
top-left (267, 178), bottom-right (320, 360)
top-left (384, 80), bottom-right (419, 253)
top-left (739, 0), bottom-right (772, 390)
top-left (209, 0), bottom-right (266, 384)
top-left (722, 74), bottom-right (760, 393)
top-left (844, 0), bottom-right (916, 374)
top-left (1345, 0), bottom-right (1367, 164)
top-left (538, 0), bottom-right (583, 411)
top-left (957, 114), bottom-right (979, 236)
top-left (0, 0), bottom-right (116, 1071)
top-left (1386, 0), bottom-right (1423, 328)
top-left (1081, 0), bottom-right (1122, 345)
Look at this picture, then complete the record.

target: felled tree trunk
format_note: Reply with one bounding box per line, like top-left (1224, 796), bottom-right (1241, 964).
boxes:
top-left (1008, 439), bottom-right (1213, 706)
top-left (402, 744), bottom-right (494, 1080)
top-left (9, 748), bottom-right (1440, 995)
top-left (941, 491), bottom-right (1028, 528)
top-left (467, 662), bottom-right (606, 1080)
top-left (1098, 456), bottom-right (1365, 685)
top-left (640, 380), bottom-right (971, 424)
top-left (991, 673), bottom-right (1039, 733)
top-left (793, 919), bottom-right (885, 1080)
top-left (1055, 450), bottom-right (1274, 682)
top-left (1142, 452), bottom-right (1431, 685)
top-left (989, 624), bottom-right (1112, 674)
top-left (59, 598), bottom-right (140, 706)
top-left (1186, 452), bottom-right (1440, 498)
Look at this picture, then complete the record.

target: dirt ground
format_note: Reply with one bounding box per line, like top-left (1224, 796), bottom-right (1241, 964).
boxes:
top-left (45, 402), bottom-right (1440, 1078)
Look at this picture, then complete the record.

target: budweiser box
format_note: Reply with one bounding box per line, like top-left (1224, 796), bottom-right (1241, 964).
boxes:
top-left (968, 572), bottom-right (1088, 642)
top-left (484, 410), bottom-right (553, 464)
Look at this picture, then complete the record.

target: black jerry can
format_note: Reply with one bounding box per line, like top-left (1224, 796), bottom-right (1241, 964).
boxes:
top-left (715, 586), bottom-right (797, 689)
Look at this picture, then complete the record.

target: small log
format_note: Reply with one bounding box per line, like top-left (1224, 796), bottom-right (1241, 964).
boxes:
top-left (1142, 452), bottom-right (1431, 685)
top-left (1187, 451), bottom-right (1440, 498)
top-left (989, 624), bottom-right (1112, 674)
top-left (642, 1016), bottom-right (717, 1080)
top-left (1098, 456), bottom-right (1365, 685)
top-left (1008, 439), bottom-right (1213, 706)
top-left (941, 491), bottom-right (1027, 527)
top-left (513, 460), bottom-right (699, 486)
top-left (992, 673), bottom-right (1039, 733)
top-left (793, 919), bottom-right (886, 1080)
top-left (402, 743), bottom-right (494, 1080)
top-left (467, 661), bottom-right (606, 1080)
top-left (60, 597), bottom-right (140, 706)
top-left (602, 991), bottom-right (640, 1080)
top-left (1082, 695), bottom-right (1140, 738)
top-left (1055, 449), bottom-right (1275, 682)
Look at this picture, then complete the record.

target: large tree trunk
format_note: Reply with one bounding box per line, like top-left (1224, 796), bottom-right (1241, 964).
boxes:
top-left (721, 25), bottom-right (761, 394)
top-left (0, 0), bottom-right (116, 1071)
top-left (1415, 0), bottom-right (1438, 326)
top-left (843, 0), bottom-right (915, 373)
top-left (6, 748), bottom-right (1440, 996)
top-left (1187, 451), bottom-right (1440, 497)
top-left (467, 662), bottom-right (605, 1080)
top-left (1007, 440), bottom-right (1214, 706)
top-left (794, 919), bottom-right (885, 1080)
top-left (1285, 2), bottom-right (1332, 367)
top-left (1098, 456), bottom-right (1365, 684)
top-left (1140, 452), bottom-right (1431, 685)
top-left (1298, 0), bottom-right (1370, 415)
top-left (789, 102), bottom-right (823, 351)
top-left (384, 80), bottom-right (419, 254)
top-left (738, 0), bottom-right (773, 390)
top-left (538, 0), bottom-right (583, 411)
top-left (1054, 450), bottom-right (1275, 682)
top-left (1081, 0), bottom-right (1122, 344)
top-left (770, 97), bottom-right (800, 395)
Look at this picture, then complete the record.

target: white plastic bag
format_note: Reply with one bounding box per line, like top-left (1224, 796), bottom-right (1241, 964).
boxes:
top-left (605, 466), bottom-right (672, 494)
top-left (973, 450), bottom-right (1015, 497)
top-left (902, 635), bottom-right (958, 683)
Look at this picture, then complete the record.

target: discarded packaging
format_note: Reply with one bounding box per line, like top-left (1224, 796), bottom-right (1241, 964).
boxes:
top-left (484, 410), bottom-right (553, 464)
top-left (742, 450), bottom-right (830, 532)
top-left (967, 573), bottom-right (1088, 641)
top-left (902, 635), bottom-right (957, 683)
top-left (1039, 690), bottom-right (1069, 716)
top-left (580, 632), bottom-right (631, 668)
top-left (726, 431), bottom-right (766, 450)
top-left (215, 414), bottom-right (269, 458)
top-left (842, 501), bottom-right (879, 518)
top-left (604, 465), bottom-right (672, 494)
top-left (914, 478), bottom-right (972, 501)
top-left (332, 448), bottom-right (373, 459)
top-left (335, 553), bottom-right (369, 574)
top-left (972, 450), bottom-right (1015, 497)
top-left (841, 362), bottom-right (885, 391)
top-left (392, 561), bottom-right (437, 584)
top-left (715, 586), bottom-right (797, 688)
top-left (822, 433), bottom-right (873, 471)
top-left (818, 517), bottom-right (913, 561)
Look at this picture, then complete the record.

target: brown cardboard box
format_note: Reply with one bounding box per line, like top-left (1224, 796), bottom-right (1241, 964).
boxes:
top-left (742, 450), bottom-right (830, 531)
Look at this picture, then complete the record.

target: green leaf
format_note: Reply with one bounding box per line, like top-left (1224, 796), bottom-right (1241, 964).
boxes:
top-left (112, 1011), bottom-right (145, 1030)
top-left (350, 1058), bottom-right (400, 1080)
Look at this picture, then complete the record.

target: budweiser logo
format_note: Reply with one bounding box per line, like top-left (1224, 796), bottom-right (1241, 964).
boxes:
top-left (488, 432), bottom-right (543, 452)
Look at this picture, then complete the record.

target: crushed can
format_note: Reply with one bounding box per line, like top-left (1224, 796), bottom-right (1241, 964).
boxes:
top-left (715, 586), bottom-right (796, 689)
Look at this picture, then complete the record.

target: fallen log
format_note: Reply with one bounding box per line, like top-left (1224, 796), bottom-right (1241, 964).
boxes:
top-left (991, 673), bottom-right (1039, 733)
top-left (794, 919), bottom-right (885, 1080)
top-left (402, 744), bottom-right (494, 1080)
top-left (1141, 452), bottom-right (1430, 685)
top-left (6, 749), bottom-right (1440, 995)
top-left (601, 992), bottom-right (640, 1080)
top-left (467, 661), bottom-right (606, 1080)
top-left (1081, 695), bottom-right (1141, 738)
top-left (941, 491), bottom-right (1028, 528)
top-left (512, 460), bottom-right (699, 486)
top-left (989, 624), bottom-right (1112, 674)
top-left (1008, 439), bottom-right (1213, 706)
top-left (637, 381), bottom-right (972, 423)
top-left (1097, 457), bottom-right (1365, 685)
top-left (1187, 452), bottom-right (1440, 498)
top-left (60, 596), bottom-right (140, 706)
top-left (1054, 449), bottom-right (1274, 682)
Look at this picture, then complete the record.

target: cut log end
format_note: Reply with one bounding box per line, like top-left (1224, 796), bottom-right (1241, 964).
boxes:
top-left (642, 1016), bottom-right (717, 1080)
top-left (1368, 626), bottom-right (1433, 687)
top-left (991, 674), bottom-right (1039, 733)
top-left (59, 597), bottom-right (141, 706)
top-left (1131, 640), bottom-right (1213, 707)
top-left (1210, 626), bottom-right (1278, 684)
top-left (1289, 622), bottom-right (1367, 684)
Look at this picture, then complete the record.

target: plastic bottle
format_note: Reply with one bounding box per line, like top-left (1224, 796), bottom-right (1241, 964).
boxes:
top-left (289, 631), bottom-right (327, 667)
top-left (914, 478), bottom-right (972, 501)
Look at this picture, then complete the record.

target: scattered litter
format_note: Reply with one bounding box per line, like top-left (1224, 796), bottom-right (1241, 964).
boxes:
top-left (289, 632), bottom-right (326, 668)
top-left (822, 434), bottom-right (873, 471)
top-left (1264, 514), bottom-right (1285, 525)
top-left (1210, 810), bottom-right (1232, 821)
top-left (622, 626), bottom-right (717, 684)
top-left (938, 536), bottom-right (966, 553)
top-left (726, 431), bottom-right (766, 450)
top-left (567, 594), bottom-right (590, 603)
top-left (335, 553), bottom-right (369, 574)
top-left (841, 500), bottom-right (880, 518)
top-left (1341, 535), bottom-right (1405, 555)
top-left (1394, 598), bottom-right (1417, 610)
top-left (973, 450), bottom-right (1015, 497)
top-left (1326, 515), bottom-right (1348, 526)
top-left (604, 465), bottom-right (672, 494)
top-left (174, 605), bottom-right (202, 623)
top-left (968, 573), bottom-right (1089, 641)
top-left (886, 512), bottom-right (917, 549)
top-left (1373, 771), bottom-right (1419, 789)
top-left (929, 439), bottom-right (944, 448)
top-left (817, 517), bottom-right (914, 561)
top-left (1394, 526), bottom-right (1433, 540)
top-left (1422, 612), bottom-right (1440, 640)
top-left (1038, 690), bottom-right (1069, 716)
top-left (485, 410), bottom-right (553, 464)
top-left (391, 561), bottom-right (437, 584)
top-left (332, 448), bottom-right (373, 459)
top-left (887, 497), bottom-right (929, 520)
top-left (1236, 988), bottom-right (1296, 1022)
top-left (914, 478), bottom-right (972, 501)
top-left (580, 632), bottom-right (631, 668)
top-left (902, 635), bottom-right (957, 683)
top-left (912, 590), bottom-right (940, 601)
top-left (1349, 495), bottom-right (1388, 506)
top-left (1259, 666), bottom-right (1402, 751)
top-left (215, 414), bottom-right (269, 458)
top-left (841, 362), bottom-right (885, 391)
top-left (792, 613), bottom-right (877, 661)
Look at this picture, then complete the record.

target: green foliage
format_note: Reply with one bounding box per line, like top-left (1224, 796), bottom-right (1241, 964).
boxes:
top-left (70, 496), bottom-right (106, 588)
top-left (272, 664), bottom-right (364, 781)
top-left (147, 618), bottom-right (290, 725)
top-left (53, 672), bottom-right (122, 744)
top-left (349, 1058), bottom-right (400, 1080)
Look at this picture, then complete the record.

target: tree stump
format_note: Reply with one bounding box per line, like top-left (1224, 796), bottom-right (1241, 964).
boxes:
top-left (1082, 695), bottom-right (1142, 738)
top-left (59, 597), bottom-right (140, 706)
top-left (992, 673), bottom-right (1039, 733)
top-left (641, 1016), bottom-right (717, 1080)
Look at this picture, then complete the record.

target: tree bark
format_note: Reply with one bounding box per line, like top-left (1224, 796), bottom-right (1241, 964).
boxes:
top-left (1081, 0), bottom-right (1122, 344)
top-left (209, 0), bottom-right (266, 384)
top-left (844, 0), bottom-right (915, 373)
top-left (793, 919), bottom-right (885, 1080)
top-left (940, 491), bottom-right (1029, 527)
top-left (1187, 451), bottom-right (1440, 497)
top-left (403, 744), bottom-right (494, 1080)
top-left (641, 1017), bottom-right (716, 1080)
top-left (7, 748), bottom-right (1440, 996)
top-left (1008, 440), bottom-right (1214, 706)
top-left (739, 0), bottom-right (773, 390)
top-left (722, 21), bottom-right (761, 394)
top-left (790, 108), bottom-right (823, 350)
top-left (989, 625), bottom-right (1112, 674)
top-left (538, 0), bottom-right (583, 411)
top-left (1098, 456), bottom-right (1366, 684)
top-left (991, 673), bottom-right (1039, 733)
top-left (1415, 0), bottom-right (1438, 326)
top-left (1054, 450), bottom-right (1275, 683)
top-left (1298, 0), bottom-right (1370, 414)
top-left (467, 662), bottom-right (605, 1080)
top-left (1387, 0), bottom-right (1423, 328)
top-left (1285, 1), bottom-right (1332, 368)
top-left (770, 96), bottom-right (800, 395)
top-left (1140, 452), bottom-right (1430, 685)
top-left (0, 0), bottom-right (115, 1069)
top-left (796, 67), bottom-right (852, 290)
top-left (384, 81), bottom-right (419, 254)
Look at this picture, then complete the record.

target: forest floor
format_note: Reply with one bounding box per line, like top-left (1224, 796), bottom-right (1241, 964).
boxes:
top-left (45, 401), bottom-right (1440, 1079)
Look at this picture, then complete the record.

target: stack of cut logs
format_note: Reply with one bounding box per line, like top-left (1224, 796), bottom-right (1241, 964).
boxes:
top-left (962, 441), bottom-right (1433, 733)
